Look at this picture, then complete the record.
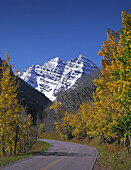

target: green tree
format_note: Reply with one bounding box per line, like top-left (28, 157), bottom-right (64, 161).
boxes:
top-left (110, 11), bottom-right (131, 146)
top-left (93, 11), bottom-right (131, 145)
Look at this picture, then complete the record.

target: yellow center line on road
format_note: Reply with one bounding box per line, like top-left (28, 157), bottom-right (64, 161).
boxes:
top-left (41, 145), bottom-right (73, 170)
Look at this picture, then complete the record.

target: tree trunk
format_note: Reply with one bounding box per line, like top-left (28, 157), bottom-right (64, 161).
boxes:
top-left (14, 125), bottom-right (19, 156)
top-left (1, 134), bottom-right (5, 156)
top-left (10, 143), bottom-right (12, 156)
top-left (23, 139), bottom-right (25, 153)
top-left (101, 132), bottom-right (105, 143)
top-left (118, 137), bottom-right (120, 145)
top-left (129, 135), bottom-right (131, 146)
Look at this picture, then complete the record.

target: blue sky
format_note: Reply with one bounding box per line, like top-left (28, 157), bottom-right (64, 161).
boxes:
top-left (0, 0), bottom-right (130, 71)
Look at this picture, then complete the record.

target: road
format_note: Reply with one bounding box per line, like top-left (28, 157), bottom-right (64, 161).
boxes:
top-left (0, 139), bottom-right (98, 170)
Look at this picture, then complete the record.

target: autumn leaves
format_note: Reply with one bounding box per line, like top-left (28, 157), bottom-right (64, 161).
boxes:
top-left (0, 53), bottom-right (33, 156)
top-left (51, 11), bottom-right (131, 146)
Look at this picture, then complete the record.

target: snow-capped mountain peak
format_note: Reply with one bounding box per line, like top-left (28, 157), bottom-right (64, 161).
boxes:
top-left (18, 55), bottom-right (99, 101)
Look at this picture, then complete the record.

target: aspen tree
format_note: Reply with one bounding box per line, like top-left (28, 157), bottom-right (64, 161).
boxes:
top-left (68, 102), bottom-right (94, 139)
top-left (93, 11), bottom-right (131, 144)
top-left (111, 11), bottom-right (131, 146)
top-left (93, 29), bottom-right (122, 141)
top-left (19, 111), bottom-right (32, 153)
top-left (0, 53), bottom-right (22, 156)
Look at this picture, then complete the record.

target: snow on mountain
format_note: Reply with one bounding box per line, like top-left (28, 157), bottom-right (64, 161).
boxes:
top-left (18, 55), bottom-right (98, 101)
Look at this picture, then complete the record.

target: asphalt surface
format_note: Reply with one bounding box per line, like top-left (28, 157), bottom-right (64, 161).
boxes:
top-left (0, 139), bottom-right (98, 170)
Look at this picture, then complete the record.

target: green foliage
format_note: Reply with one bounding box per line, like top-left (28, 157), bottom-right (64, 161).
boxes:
top-left (111, 115), bottom-right (131, 140)
top-left (93, 11), bottom-right (131, 144)
top-left (109, 11), bottom-right (131, 141)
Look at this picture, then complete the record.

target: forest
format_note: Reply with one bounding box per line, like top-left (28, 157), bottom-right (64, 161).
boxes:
top-left (50, 11), bottom-right (131, 150)
top-left (0, 53), bottom-right (50, 157)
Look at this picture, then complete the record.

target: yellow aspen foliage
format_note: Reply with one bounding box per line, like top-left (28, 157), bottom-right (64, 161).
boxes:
top-left (93, 11), bottom-right (131, 143)
top-left (50, 101), bottom-right (72, 140)
top-left (52, 11), bottom-right (130, 144)
top-left (0, 53), bottom-right (22, 156)
top-left (38, 123), bottom-right (45, 134)
top-left (111, 11), bottom-right (131, 142)
top-left (19, 111), bottom-right (33, 153)
top-left (50, 101), bottom-right (65, 117)
top-left (0, 53), bottom-right (33, 156)
top-left (93, 29), bottom-right (123, 140)
top-left (54, 102), bottom-right (95, 140)
top-left (54, 112), bottom-right (73, 140)
top-left (69, 102), bottom-right (95, 139)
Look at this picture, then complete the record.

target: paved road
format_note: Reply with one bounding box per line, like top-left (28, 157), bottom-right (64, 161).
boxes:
top-left (0, 139), bottom-right (98, 170)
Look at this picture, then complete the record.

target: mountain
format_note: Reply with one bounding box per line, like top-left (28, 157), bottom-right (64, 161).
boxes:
top-left (18, 55), bottom-right (99, 101)
top-left (18, 77), bottom-right (51, 123)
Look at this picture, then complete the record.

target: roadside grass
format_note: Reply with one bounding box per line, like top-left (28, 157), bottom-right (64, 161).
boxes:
top-left (39, 131), bottom-right (131, 170)
top-left (0, 140), bottom-right (50, 167)
top-left (97, 145), bottom-right (130, 170)
top-left (39, 131), bottom-right (63, 141)
top-left (89, 140), bottom-right (131, 170)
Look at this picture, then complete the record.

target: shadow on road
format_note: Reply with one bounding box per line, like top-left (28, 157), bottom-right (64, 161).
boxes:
top-left (38, 151), bottom-right (94, 157)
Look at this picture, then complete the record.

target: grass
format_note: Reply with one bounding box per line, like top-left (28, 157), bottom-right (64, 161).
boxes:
top-left (94, 144), bottom-right (131, 170)
top-left (39, 131), bottom-right (131, 170)
top-left (0, 140), bottom-right (50, 167)
top-left (38, 131), bottom-right (63, 141)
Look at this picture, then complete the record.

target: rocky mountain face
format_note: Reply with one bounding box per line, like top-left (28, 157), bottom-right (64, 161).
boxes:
top-left (18, 55), bottom-right (99, 101)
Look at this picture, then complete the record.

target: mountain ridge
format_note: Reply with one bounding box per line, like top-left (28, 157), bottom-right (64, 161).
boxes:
top-left (18, 55), bottom-right (99, 101)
